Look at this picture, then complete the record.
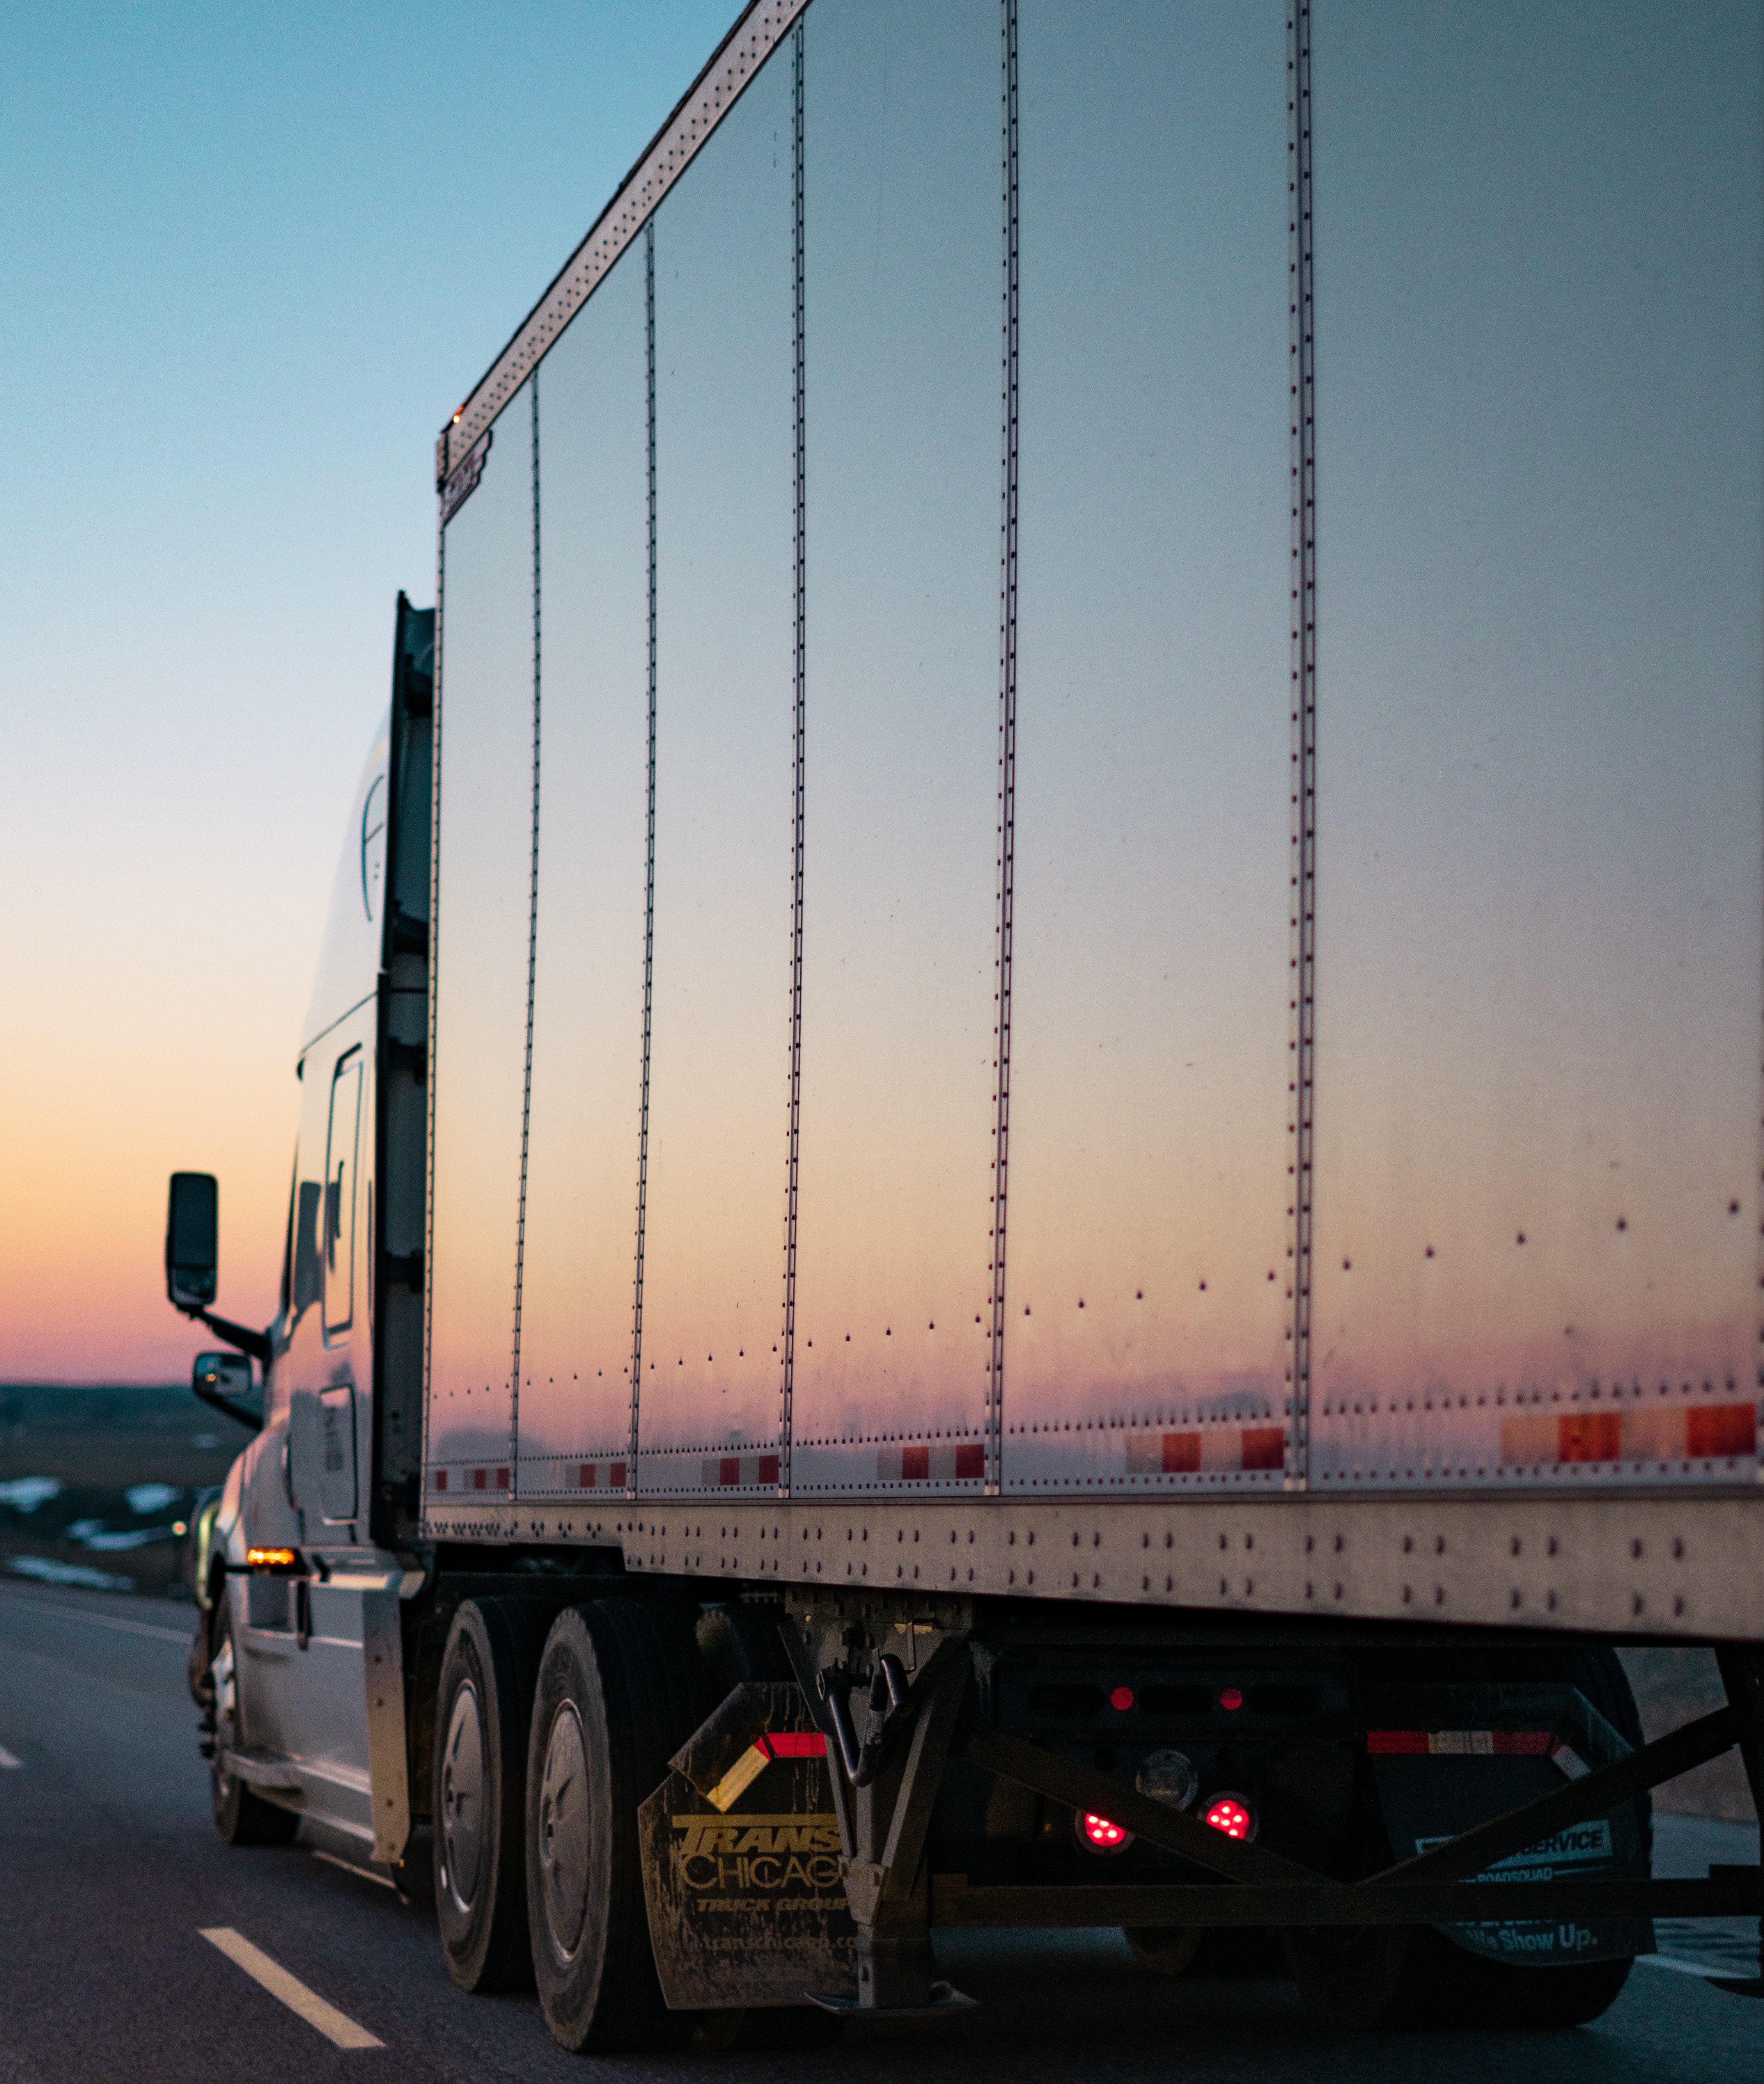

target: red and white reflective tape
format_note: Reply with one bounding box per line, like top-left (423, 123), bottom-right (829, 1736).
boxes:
top-left (699, 1453), bottom-right (781, 1488)
top-left (575, 1460), bottom-right (627, 1490)
top-left (1499, 1402), bottom-right (1757, 1468)
top-left (705, 1729), bottom-right (827, 1812)
top-left (430, 1466), bottom-right (509, 1494)
top-left (1367, 1729), bottom-right (1555, 1757)
top-left (876, 1443), bottom-right (985, 1482)
top-left (1125, 1427), bottom-right (1285, 1476)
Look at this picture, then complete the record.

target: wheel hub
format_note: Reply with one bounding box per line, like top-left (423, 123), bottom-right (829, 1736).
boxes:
top-left (537, 1701), bottom-right (590, 1960)
top-left (439, 1682), bottom-right (485, 1915)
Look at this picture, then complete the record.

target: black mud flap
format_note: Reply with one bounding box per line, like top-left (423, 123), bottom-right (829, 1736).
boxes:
top-left (1368, 1685), bottom-right (1652, 1968)
top-left (638, 1681), bottom-right (858, 2009)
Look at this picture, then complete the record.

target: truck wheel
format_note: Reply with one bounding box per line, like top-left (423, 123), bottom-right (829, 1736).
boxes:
top-left (526, 1598), bottom-right (715, 2052)
top-left (433, 1598), bottom-right (546, 1993)
top-left (1287, 1646), bottom-right (1647, 2030)
top-left (208, 1610), bottom-right (300, 1848)
top-left (1282, 1922), bottom-right (1415, 2029)
top-left (1411, 1645), bottom-right (1644, 2029)
top-left (1122, 1926), bottom-right (1206, 1977)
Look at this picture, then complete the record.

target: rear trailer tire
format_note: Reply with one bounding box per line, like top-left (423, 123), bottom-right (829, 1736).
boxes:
top-left (1282, 1923), bottom-right (1415, 2030)
top-left (1286, 1646), bottom-right (1647, 2031)
top-left (208, 1609), bottom-right (301, 1848)
top-left (526, 1599), bottom-right (716, 2053)
top-left (433, 1598), bottom-right (546, 1993)
top-left (1123, 1926), bottom-right (1206, 1977)
top-left (1430, 1646), bottom-right (1646, 2031)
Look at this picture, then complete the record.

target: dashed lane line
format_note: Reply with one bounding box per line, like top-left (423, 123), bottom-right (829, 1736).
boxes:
top-left (0, 1743), bottom-right (21, 1768)
top-left (0, 1592), bottom-right (190, 1644)
top-left (199, 1928), bottom-right (384, 2050)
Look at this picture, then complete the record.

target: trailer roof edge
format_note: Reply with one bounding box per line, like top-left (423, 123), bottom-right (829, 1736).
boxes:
top-left (434, 0), bottom-right (807, 492)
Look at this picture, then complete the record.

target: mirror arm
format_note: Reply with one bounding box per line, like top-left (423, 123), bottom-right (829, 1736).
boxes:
top-left (175, 1302), bottom-right (272, 1369)
top-left (192, 1377), bottom-right (263, 1434)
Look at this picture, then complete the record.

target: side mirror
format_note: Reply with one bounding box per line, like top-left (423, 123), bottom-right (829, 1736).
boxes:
top-left (166, 1172), bottom-right (218, 1310)
top-left (193, 1351), bottom-right (261, 1433)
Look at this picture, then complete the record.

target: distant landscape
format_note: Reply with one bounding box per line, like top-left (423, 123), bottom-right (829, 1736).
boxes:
top-left (0, 1383), bottom-right (252, 1599)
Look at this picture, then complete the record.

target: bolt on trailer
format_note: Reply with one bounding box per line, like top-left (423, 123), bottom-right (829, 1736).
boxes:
top-left (165, 0), bottom-right (1764, 2050)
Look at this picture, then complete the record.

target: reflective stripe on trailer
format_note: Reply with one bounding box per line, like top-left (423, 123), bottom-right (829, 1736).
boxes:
top-left (1125, 1428), bottom-right (1285, 1476)
top-left (576, 1461), bottom-right (628, 1489)
top-left (1499, 1402), bottom-right (1757, 1468)
top-left (1367, 1729), bottom-right (1556, 1756)
top-left (429, 1466), bottom-right (509, 1493)
top-left (704, 1728), bottom-right (828, 1812)
top-left (700, 1454), bottom-right (781, 1488)
top-left (876, 1443), bottom-right (984, 1482)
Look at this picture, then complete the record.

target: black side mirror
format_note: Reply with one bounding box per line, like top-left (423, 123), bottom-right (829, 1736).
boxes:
top-left (192, 1351), bottom-right (261, 1432)
top-left (166, 1172), bottom-right (218, 1310)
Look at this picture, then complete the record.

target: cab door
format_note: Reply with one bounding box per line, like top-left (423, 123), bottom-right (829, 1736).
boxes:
top-left (252, 1006), bottom-right (386, 1845)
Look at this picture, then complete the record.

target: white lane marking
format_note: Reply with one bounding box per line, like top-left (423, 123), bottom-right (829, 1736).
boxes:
top-left (0, 1592), bottom-right (190, 1644)
top-left (1640, 1952), bottom-right (1744, 1981)
top-left (0, 1743), bottom-right (22, 1768)
top-left (199, 1928), bottom-right (383, 2049)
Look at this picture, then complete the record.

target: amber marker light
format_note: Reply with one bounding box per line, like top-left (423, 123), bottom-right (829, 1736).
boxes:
top-left (172, 1521), bottom-right (188, 1536)
top-left (246, 1547), bottom-right (298, 1570)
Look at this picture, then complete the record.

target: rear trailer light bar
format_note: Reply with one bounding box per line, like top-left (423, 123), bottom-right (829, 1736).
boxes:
top-left (781, 1621), bottom-right (1762, 2013)
top-left (930, 1698), bottom-right (1754, 1935)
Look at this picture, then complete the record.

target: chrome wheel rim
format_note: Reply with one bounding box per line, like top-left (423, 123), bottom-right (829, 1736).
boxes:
top-left (439, 1682), bottom-right (485, 1915)
top-left (537, 1701), bottom-right (590, 1961)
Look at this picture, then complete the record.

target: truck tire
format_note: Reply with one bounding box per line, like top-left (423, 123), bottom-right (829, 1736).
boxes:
top-left (1122, 1926), bottom-right (1206, 1977)
top-left (433, 1598), bottom-right (546, 1993)
top-left (1286, 1646), bottom-right (1645, 2030)
top-left (526, 1598), bottom-right (716, 2052)
top-left (208, 1608), bottom-right (301, 1848)
top-left (1420, 1644), bottom-right (1643, 2029)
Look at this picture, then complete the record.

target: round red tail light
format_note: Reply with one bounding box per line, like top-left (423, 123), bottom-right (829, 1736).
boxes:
top-left (1109, 1685), bottom-right (1135, 1711)
top-left (1204, 1793), bottom-right (1256, 1841)
top-left (1218, 1686), bottom-right (1244, 1711)
top-left (1076, 1810), bottom-right (1135, 1854)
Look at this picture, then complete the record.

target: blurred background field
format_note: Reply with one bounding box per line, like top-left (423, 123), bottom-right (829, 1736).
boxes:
top-left (0, 1383), bottom-right (248, 1598)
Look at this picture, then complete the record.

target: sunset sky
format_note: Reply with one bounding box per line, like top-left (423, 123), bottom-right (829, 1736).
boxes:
top-left (0, 1), bottom-right (730, 1382)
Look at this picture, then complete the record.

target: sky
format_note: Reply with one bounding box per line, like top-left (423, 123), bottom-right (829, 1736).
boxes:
top-left (0, 0), bottom-right (734, 1383)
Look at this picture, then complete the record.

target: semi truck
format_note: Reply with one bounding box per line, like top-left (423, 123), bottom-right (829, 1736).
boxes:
top-left (165, 0), bottom-right (1764, 2051)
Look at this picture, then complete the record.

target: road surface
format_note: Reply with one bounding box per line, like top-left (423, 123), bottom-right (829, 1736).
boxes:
top-left (1, 1581), bottom-right (1759, 2082)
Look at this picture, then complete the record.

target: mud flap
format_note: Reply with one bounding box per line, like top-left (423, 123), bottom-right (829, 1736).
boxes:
top-left (1369, 1685), bottom-right (1652, 1967)
top-left (638, 1681), bottom-right (858, 2009)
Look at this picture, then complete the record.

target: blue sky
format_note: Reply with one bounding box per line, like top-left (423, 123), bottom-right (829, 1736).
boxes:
top-left (0, 2), bottom-right (734, 1376)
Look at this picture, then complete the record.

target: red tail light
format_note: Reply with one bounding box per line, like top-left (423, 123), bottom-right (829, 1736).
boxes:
top-left (1218, 1686), bottom-right (1244, 1711)
top-left (1109, 1685), bottom-right (1135, 1711)
top-left (1204, 1793), bottom-right (1256, 1840)
top-left (1076, 1810), bottom-right (1134, 1853)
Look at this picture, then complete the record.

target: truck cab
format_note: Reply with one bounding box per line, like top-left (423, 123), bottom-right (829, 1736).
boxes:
top-left (168, 595), bottom-right (432, 1860)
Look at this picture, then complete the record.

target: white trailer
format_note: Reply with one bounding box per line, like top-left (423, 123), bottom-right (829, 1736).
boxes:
top-left (168, 0), bottom-right (1764, 2050)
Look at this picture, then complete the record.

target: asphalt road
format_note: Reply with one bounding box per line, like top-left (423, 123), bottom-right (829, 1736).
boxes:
top-left (2, 1582), bottom-right (1761, 2084)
